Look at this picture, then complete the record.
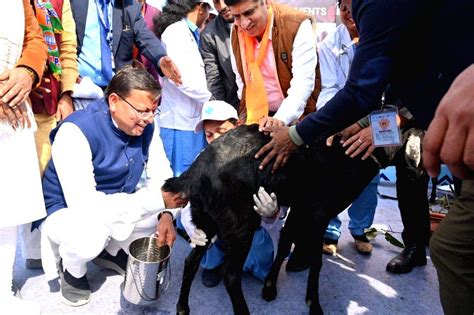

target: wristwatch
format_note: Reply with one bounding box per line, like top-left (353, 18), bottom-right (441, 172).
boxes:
top-left (157, 211), bottom-right (173, 220)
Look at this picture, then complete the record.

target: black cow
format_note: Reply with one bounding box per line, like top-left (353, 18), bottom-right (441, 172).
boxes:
top-left (163, 124), bottom-right (380, 314)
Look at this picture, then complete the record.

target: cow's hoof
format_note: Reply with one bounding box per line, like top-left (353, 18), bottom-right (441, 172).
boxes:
top-left (261, 282), bottom-right (277, 302)
top-left (307, 300), bottom-right (323, 315)
top-left (176, 303), bottom-right (190, 315)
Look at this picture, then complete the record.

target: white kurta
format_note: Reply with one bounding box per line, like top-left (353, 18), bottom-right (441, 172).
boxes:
top-left (0, 1), bottom-right (46, 228)
top-left (159, 19), bottom-right (212, 131)
top-left (40, 121), bottom-right (177, 280)
top-left (0, 2), bottom-right (46, 305)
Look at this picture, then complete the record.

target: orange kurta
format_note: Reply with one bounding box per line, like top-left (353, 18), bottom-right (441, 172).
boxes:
top-left (17, 0), bottom-right (48, 85)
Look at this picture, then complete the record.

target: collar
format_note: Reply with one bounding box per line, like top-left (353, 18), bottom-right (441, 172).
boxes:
top-left (185, 18), bottom-right (198, 33)
top-left (109, 115), bottom-right (131, 140)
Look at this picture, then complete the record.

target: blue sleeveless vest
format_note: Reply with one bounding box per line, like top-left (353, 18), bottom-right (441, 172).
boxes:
top-left (33, 98), bottom-right (154, 229)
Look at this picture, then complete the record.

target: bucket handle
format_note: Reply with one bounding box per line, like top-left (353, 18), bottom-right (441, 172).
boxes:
top-left (157, 256), bottom-right (172, 293)
top-left (128, 256), bottom-right (172, 302)
top-left (129, 261), bottom-right (158, 302)
top-left (151, 233), bottom-right (172, 294)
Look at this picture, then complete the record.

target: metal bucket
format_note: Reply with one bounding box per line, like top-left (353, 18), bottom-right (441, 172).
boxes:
top-left (122, 236), bottom-right (171, 305)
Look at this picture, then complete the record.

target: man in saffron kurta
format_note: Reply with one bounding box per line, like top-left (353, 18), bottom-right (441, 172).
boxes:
top-left (227, 0), bottom-right (320, 127)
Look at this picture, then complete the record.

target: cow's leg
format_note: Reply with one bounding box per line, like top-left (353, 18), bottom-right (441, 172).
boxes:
top-left (176, 245), bottom-right (208, 315)
top-left (261, 209), bottom-right (296, 302)
top-left (221, 234), bottom-right (253, 315)
top-left (304, 183), bottom-right (377, 313)
top-left (305, 212), bottom-right (327, 315)
top-left (303, 144), bottom-right (380, 314)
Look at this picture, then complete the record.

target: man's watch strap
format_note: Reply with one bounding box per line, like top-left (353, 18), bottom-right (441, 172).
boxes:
top-left (158, 210), bottom-right (174, 220)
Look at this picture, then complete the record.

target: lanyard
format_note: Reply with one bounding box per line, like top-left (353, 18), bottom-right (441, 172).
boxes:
top-left (95, 0), bottom-right (112, 32)
top-left (95, 0), bottom-right (115, 68)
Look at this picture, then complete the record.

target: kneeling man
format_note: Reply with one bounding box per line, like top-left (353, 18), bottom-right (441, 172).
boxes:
top-left (32, 67), bottom-right (186, 306)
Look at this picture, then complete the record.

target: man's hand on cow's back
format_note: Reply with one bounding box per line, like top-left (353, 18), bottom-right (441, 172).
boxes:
top-left (341, 126), bottom-right (375, 160)
top-left (326, 122), bottom-right (362, 147)
top-left (258, 116), bottom-right (285, 134)
top-left (255, 125), bottom-right (297, 172)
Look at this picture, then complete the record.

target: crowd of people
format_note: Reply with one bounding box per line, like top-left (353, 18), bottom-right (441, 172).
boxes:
top-left (0, 0), bottom-right (472, 314)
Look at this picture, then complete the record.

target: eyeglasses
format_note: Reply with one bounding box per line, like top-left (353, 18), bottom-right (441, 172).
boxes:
top-left (116, 93), bottom-right (161, 119)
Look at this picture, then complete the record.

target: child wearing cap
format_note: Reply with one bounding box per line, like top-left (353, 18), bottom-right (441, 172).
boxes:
top-left (194, 100), bottom-right (242, 143)
top-left (180, 100), bottom-right (281, 287)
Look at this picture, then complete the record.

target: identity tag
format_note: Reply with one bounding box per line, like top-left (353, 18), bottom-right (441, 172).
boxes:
top-left (369, 106), bottom-right (401, 147)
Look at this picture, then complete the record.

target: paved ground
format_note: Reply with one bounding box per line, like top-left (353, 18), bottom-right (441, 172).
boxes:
top-left (14, 184), bottom-right (443, 315)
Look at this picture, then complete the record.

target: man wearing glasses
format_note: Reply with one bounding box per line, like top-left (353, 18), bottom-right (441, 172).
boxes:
top-left (32, 66), bottom-right (186, 307)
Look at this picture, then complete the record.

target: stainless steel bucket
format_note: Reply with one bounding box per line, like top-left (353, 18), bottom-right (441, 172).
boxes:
top-left (122, 236), bottom-right (171, 305)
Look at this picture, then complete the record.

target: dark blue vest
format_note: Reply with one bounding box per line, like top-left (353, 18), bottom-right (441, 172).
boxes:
top-left (33, 98), bottom-right (154, 229)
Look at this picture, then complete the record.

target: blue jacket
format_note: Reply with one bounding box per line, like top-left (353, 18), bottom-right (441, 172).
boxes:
top-left (71, 0), bottom-right (166, 72)
top-left (296, 0), bottom-right (474, 145)
top-left (32, 98), bottom-right (154, 229)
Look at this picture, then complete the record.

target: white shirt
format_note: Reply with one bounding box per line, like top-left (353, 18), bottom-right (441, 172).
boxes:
top-left (316, 24), bottom-right (356, 110)
top-left (51, 121), bottom-right (176, 240)
top-left (159, 19), bottom-right (212, 130)
top-left (230, 19), bottom-right (317, 125)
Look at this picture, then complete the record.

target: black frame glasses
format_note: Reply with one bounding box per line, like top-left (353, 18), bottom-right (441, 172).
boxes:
top-left (116, 93), bottom-right (160, 119)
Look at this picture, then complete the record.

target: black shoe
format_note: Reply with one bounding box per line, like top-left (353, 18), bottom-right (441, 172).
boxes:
top-left (58, 262), bottom-right (91, 306)
top-left (386, 245), bottom-right (427, 274)
top-left (201, 266), bottom-right (222, 287)
top-left (286, 246), bottom-right (310, 272)
top-left (92, 249), bottom-right (128, 276)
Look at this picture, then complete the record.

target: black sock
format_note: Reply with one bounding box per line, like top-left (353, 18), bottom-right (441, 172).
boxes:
top-left (352, 234), bottom-right (370, 242)
top-left (323, 237), bottom-right (338, 245)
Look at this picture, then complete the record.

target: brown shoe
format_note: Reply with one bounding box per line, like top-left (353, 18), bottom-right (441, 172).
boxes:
top-left (322, 243), bottom-right (337, 255)
top-left (354, 239), bottom-right (373, 255)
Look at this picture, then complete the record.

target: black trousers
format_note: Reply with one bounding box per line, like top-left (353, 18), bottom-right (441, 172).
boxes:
top-left (370, 125), bottom-right (430, 248)
top-left (394, 148), bottom-right (430, 247)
